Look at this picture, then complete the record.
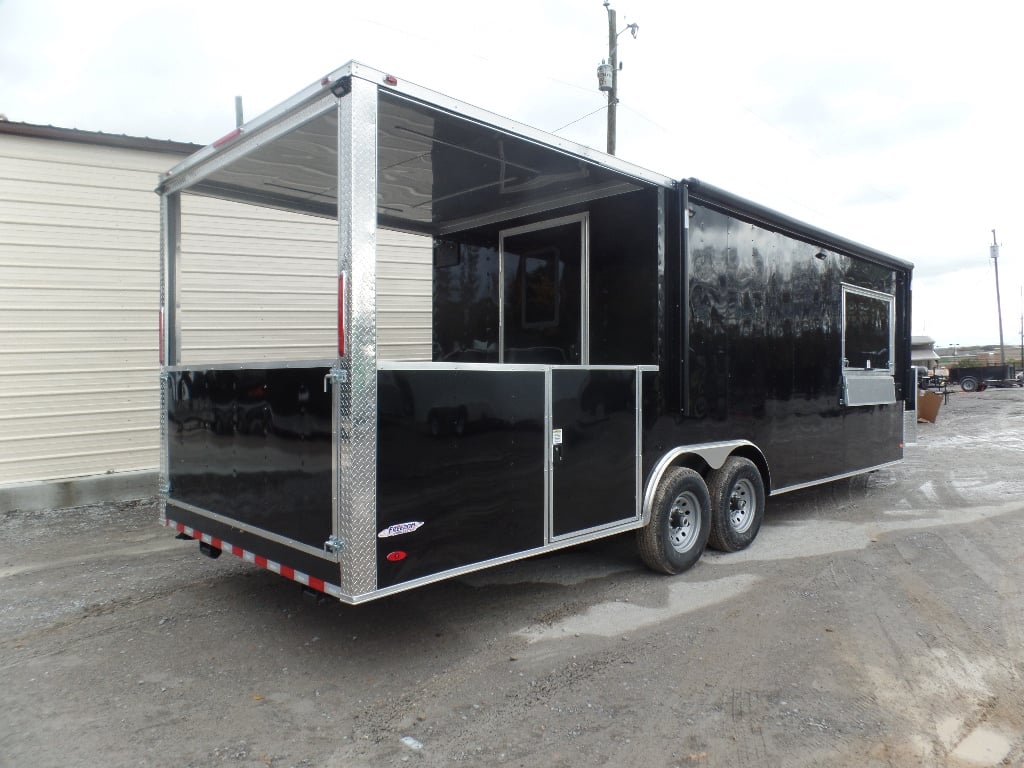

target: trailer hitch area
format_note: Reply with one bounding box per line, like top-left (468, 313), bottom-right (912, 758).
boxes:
top-left (199, 540), bottom-right (222, 559)
top-left (301, 585), bottom-right (329, 605)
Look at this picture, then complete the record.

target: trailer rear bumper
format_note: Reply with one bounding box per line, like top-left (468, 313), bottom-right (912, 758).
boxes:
top-left (165, 516), bottom-right (345, 599)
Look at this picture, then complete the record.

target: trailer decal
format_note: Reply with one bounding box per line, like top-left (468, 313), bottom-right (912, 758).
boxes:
top-left (378, 522), bottom-right (424, 538)
top-left (165, 519), bottom-right (344, 598)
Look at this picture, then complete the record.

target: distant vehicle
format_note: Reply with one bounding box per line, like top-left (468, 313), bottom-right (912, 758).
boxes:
top-left (917, 371), bottom-right (946, 390)
top-left (948, 364), bottom-right (1020, 392)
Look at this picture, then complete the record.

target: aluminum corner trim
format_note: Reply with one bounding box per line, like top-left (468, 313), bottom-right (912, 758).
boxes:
top-left (335, 74), bottom-right (380, 597)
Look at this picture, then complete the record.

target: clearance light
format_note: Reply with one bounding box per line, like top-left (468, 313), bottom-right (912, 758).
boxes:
top-left (383, 75), bottom-right (398, 86)
top-left (386, 551), bottom-right (407, 562)
top-left (213, 127), bottom-right (242, 148)
top-left (337, 273), bottom-right (347, 357)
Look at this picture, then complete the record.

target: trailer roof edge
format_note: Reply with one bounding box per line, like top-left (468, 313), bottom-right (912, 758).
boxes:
top-left (157, 60), bottom-right (677, 195)
top-left (157, 62), bottom-right (361, 193)
top-left (683, 178), bottom-right (913, 272)
top-left (347, 62), bottom-right (676, 189)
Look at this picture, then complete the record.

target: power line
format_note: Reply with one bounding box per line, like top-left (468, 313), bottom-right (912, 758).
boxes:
top-left (352, 15), bottom-right (599, 98)
top-left (552, 103), bottom-right (610, 134)
top-left (351, 13), bottom-right (903, 211)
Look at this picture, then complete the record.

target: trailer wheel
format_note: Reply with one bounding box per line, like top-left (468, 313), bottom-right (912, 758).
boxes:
top-left (637, 467), bottom-right (711, 575)
top-left (707, 457), bottom-right (765, 552)
top-left (960, 376), bottom-right (978, 392)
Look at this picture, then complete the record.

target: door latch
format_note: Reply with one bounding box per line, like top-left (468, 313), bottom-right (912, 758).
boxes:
top-left (552, 428), bottom-right (564, 463)
top-left (324, 535), bottom-right (344, 555)
top-left (323, 367), bottom-right (349, 392)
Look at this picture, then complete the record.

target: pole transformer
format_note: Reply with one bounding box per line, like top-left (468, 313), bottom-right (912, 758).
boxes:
top-left (597, 2), bottom-right (637, 156)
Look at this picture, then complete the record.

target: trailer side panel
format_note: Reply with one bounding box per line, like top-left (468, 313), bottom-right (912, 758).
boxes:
top-left (375, 368), bottom-right (547, 587)
top-left (660, 200), bottom-right (906, 490)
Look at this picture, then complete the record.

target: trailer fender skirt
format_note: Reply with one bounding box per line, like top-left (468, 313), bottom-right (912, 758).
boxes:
top-left (641, 440), bottom-right (768, 524)
top-left (166, 519), bottom-right (344, 600)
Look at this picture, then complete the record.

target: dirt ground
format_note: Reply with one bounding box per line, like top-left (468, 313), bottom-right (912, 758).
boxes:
top-left (2, 388), bottom-right (1024, 768)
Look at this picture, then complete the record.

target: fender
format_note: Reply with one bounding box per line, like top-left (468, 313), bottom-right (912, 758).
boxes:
top-left (641, 441), bottom-right (769, 524)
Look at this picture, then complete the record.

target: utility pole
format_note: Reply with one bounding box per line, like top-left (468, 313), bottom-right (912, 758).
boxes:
top-left (991, 229), bottom-right (1006, 367)
top-left (597, 2), bottom-right (637, 155)
top-left (605, 3), bottom-right (617, 155)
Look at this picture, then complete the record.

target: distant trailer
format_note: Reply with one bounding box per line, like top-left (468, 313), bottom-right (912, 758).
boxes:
top-left (948, 364), bottom-right (1020, 391)
top-left (158, 61), bottom-right (914, 604)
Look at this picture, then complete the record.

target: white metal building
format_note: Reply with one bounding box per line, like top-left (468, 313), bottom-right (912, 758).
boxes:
top-left (0, 121), bottom-right (429, 510)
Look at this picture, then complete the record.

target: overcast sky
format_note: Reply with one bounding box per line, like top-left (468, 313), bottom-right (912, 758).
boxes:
top-left (3, 0), bottom-right (1022, 349)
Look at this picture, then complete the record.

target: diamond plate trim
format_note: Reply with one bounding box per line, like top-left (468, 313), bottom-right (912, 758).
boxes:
top-left (158, 193), bottom-right (177, 514)
top-left (336, 78), bottom-right (380, 598)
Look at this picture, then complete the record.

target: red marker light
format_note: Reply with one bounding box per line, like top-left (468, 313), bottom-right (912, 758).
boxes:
top-left (383, 75), bottom-right (398, 86)
top-left (386, 551), bottom-right (407, 562)
top-left (213, 127), bottom-right (242, 148)
top-left (337, 273), bottom-right (347, 357)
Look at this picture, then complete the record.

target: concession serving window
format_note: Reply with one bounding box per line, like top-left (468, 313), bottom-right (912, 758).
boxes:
top-left (841, 284), bottom-right (896, 406)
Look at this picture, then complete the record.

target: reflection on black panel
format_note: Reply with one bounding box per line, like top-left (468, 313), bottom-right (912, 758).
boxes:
top-left (167, 367), bottom-right (332, 549)
top-left (843, 289), bottom-right (893, 370)
top-left (432, 242), bottom-right (499, 361)
top-left (502, 222), bottom-right (582, 364)
top-left (676, 204), bottom-right (904, 488)
top-left (587, 189), bottom-right (660, 365)
top-left (431, 188), bottom-right (662, 367)
top-left (377, 92), bottom-right (643, 233)
top-left (376, 368), bottom-right (546, 587)
top-left (551, 369), bottom-right (637, 536)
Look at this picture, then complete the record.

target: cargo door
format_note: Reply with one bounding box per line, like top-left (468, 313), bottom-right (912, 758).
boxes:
top-left (550, 367), bottom-right (639, 537)
top-left (166, 365), bottom-right (334, 553)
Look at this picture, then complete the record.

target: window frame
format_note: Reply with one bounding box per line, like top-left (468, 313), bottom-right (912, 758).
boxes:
top-left (841, 283), bottom-right (895, 373)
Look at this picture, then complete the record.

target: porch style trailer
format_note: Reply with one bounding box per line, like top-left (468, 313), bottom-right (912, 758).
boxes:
top-left (158, 62), bottom-right (913, 603)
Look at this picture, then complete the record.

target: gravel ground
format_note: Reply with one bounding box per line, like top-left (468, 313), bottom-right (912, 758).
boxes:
top-left (2, 388), bottom-right (1023, 767)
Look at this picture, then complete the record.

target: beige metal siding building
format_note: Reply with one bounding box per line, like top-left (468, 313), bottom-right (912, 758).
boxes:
top-left (173, 194), bottom-right (431, 365)
top-left (0, 122), bottom-right (430, 510)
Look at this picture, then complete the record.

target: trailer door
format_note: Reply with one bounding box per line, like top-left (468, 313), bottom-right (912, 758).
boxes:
top-left (165, 365), bottom-right (335, 559)
top-left (550, 367), bottom-right (640, 538)
top-left (499, 214), bottom-right (588, 365)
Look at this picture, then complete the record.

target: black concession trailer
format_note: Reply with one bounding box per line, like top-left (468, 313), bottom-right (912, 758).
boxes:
top-left (158, 62), bottom-right (914, 603)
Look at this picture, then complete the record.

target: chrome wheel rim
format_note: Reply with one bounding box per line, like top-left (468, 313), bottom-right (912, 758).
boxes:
top-left (728, 478), bottom-right (757, 534)
top-left (668, 491), bottom-right (701, 553)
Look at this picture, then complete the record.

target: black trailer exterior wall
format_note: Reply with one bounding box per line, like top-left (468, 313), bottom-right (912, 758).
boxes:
top-left (158, 62), bottom-right (913, 603)
top-left (661, 181), bottom-right (911, 492)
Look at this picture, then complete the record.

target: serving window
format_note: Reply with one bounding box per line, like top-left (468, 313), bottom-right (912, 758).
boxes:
top-left (842, 285), bottom-right (894, 371)
top-left (841, 284), bottom-right (896, 406)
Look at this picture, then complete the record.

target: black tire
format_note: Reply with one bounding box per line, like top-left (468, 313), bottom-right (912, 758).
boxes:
top-left (637, 467), bottom-right (711, 575)
top-left (707, 456), bottom-right (766, 552)
top-left (960, 376), bottom-right (978, 392)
